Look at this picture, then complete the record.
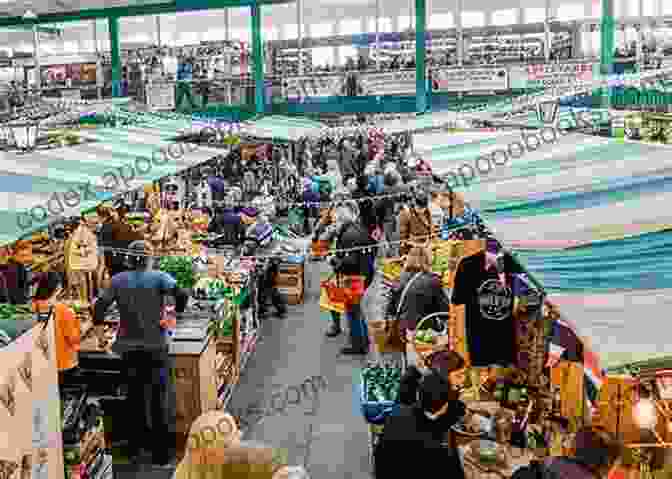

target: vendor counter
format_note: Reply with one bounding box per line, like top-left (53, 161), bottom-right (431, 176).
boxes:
top-left (76, 319), bottom-right (218, 449)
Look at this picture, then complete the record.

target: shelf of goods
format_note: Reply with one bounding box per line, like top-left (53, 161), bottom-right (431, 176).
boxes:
top-left (61, 385), bottom-right (113, 479)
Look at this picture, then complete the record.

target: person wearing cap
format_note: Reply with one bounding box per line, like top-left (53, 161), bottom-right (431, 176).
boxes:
top-left (93, 240), bottom-right (189, 466)
top-left (399, 184), bottom-right (433, 256)
top-left (103, 202), bottom-right (144, 277)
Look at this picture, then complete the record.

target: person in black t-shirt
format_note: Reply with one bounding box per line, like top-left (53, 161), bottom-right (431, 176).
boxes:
top-left (451, 251), bottom-right (518, 368)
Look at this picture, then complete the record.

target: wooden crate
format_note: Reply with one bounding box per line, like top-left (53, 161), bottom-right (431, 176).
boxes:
top-left (275, 273), bottom-right (303, 288)
top-left (277, 286), bottom-right (304, 305)
top-left (278, 263), bottom-right (304, 276)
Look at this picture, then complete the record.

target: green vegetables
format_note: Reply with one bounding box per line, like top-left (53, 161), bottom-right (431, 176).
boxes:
top-left (159, 256), bottom-right (196, 289)
top-left (363, 365), bottom-right (402, 403)
top-left (194, 277), bottom-right (228, 300)
top-left (527, 428), bottom-right (547, 450)
top-left (415, 329), bottom-right (435, 344)
top-left (208, 316), bottom-right (233, 337)
top-left (0, 304), bottom-right (32, 321)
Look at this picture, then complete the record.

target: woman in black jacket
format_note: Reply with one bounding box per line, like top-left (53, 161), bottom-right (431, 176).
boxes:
top-left (328, 202), bottom-right (375, 354)
top-left (390, 246), bottom-right (450, 340)
top-left (374, 368), bottom-right (467, 478)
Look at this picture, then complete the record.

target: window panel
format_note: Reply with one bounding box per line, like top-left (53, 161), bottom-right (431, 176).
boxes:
top-left (310, 22), bottom-right (334, 38)
top-left (203, 29), bottom-right (226, 41)
top-left (525, 8), bottom-right (545, 23)
top-left (63, 41), bottom-right (78, 53)
top-left (179, 31), bottom-right (200, 44)
top-left (626, 0), bottom-right (639, 16)
top-left (311, 46), bottom-right (334, 67)
top-left (461, 11), bottom-right (484, 28)
top-left (125, 33), bottom-right (151, 44)
top-left (339, 19), bottom-right (362, 35)
top-left (338, 45), bottom-right (357, 65)
top-left (263, 27), bottom-right (278, 41)
top-left (80, 40), bottom-right (95, 52)
top-left (283, 23), bottom-right (298, 39)
top-left (557, 3), bottom-right (586, 20)
top-left (230, 28), bottom-right (249, 42)
top-left (664, 1), bottom-right (672, 14)
top-left (428, 12), bottom-right (453, 29)
top-left (398, 15), bottom-right (416, 30)
top-left (367, 17), bottom-right (392, 32)
top-left (491, 9), bottom-right (517, 26)
top-left (642, 0), bottom-right (655, 16)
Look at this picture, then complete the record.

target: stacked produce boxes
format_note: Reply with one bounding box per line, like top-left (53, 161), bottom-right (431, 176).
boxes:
top-left (275, 262), bottom-right (304, 305)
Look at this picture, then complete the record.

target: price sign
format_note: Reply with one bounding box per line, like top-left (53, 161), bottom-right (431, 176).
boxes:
top-left (433, 67), bottom-right (508, 92)
top-left (282, 75), bottom-right (344, 99)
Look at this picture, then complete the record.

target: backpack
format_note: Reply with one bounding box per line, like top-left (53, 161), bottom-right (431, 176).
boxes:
top-left (511, 460), bottom-right (551, 479)
top-left (317, 177), bottom-right (332, 201)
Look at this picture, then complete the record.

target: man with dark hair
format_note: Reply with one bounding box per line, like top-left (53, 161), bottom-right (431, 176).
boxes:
top-left (101, 202), bottom-right (144, 277)
top-left (94, 240), bottom-right (189, 466)
top-left (374, 369), bottom-right (467, 477)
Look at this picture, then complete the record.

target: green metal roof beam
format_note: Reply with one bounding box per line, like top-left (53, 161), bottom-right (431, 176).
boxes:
top-left (0, 25), bottom-right (62, 34)
top-left (0, 0), bottom-right (293, 27)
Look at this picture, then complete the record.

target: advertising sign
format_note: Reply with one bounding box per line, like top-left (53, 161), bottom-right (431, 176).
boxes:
top-left (509, 62), bottom-right (595, 89)
top-left (282, 75), bottom-right (344, 99)
top-left (433, 67), bottom-right (508, 92)
top-left (359, 70), bottom-right (416, 95)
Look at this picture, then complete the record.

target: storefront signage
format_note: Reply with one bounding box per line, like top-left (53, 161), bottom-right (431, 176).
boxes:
top-left (509, 62), bottom-right (595, 89)
top-left (360, 70), bottom-right (416, 96)
top-left (433, 67), bottom-right (508, 92)
top-left (282, 75), bottom-right (344, 99)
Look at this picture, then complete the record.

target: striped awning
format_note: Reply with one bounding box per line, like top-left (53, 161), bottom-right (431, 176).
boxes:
top-left (0, 111), bottom-right (222, 246)
top-left (238, 115), bottom-right (326, 142)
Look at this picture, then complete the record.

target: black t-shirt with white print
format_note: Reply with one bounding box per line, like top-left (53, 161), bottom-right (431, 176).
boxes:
top-left (451, 251), bottom-right (518, 367)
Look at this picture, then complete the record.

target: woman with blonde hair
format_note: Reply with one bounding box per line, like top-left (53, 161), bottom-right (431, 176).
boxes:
top-left (173, 411), bottom-right (309, 479)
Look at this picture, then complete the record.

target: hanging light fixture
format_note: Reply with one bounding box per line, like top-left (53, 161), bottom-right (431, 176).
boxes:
top-left (634, 398), bottom-right (658, 430)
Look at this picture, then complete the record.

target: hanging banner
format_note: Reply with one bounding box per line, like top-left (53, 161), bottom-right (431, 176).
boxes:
top-left (282, 75), bottom-right (344, 99)
top-left (508, 62), bottom-right (595, 89)
top-left (360, 70), bottom-right (416, 95)
top-left (432, 67), bottom-right (508, 92)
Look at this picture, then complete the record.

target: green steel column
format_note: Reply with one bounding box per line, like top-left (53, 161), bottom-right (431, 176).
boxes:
top-left (600, 0), bottom-right (614, 109)
top-left (251, 2), bottom-right (264, 114)
top-left (108, 16), bottom-right (122, 97)
top-left (415, 0), bottom-right (427, 112)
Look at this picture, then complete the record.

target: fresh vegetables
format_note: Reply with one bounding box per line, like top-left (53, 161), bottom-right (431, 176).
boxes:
top-left (362, 365), bottom-right (402, 402)
top-left (194, 277), bottom-right (228, 300)
top-left (415, 329), bottom-right (435, 344)
top-left (207, 316), bottom-right (234, 337)
top-left (158, 256), bottom-right (197, 289)
top-left (0, 304), bottom-right (32, 320)
top-left (527, 427), bottom-right (547, 450)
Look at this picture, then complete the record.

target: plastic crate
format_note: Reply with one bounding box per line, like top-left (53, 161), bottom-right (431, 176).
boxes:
top-left (359, 372), bottom-right (400, 425)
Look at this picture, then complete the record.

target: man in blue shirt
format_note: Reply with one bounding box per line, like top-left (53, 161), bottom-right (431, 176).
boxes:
top-left (94, 240), bottom-right (188, 466)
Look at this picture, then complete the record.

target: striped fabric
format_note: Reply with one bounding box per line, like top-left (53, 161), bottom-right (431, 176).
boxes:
top-left (546, 312), bottom-right (604, 410)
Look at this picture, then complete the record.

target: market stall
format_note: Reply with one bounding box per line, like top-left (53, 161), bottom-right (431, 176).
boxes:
top-left (354, 201), bottom-right (655, 478)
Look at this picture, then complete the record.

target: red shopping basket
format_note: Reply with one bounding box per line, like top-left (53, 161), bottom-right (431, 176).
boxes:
top-left (322, 274), bottom-right (366, 306)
